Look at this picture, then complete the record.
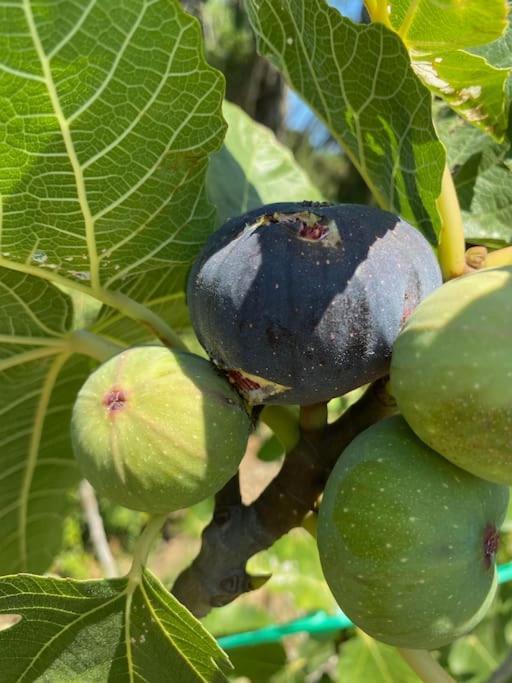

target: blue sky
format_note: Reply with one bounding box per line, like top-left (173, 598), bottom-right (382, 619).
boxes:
top-left (286, 0), bottom-right (363, 134)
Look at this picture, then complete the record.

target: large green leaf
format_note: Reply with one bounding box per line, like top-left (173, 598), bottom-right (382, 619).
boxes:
top-left (337, 632), bottom-right (420, 683)
top-left (436, 106), bottom-right (512, 245)
top-left (383, 0), bottom-right (510, 139)
top-left (410, 51), bottom-right (509, 139)
top-left (91, 99), bottom-right (323, 343)
top-left (0, 570), bottom-right (231, 682)
top-left (0, 269), bottom-right (91, 573)
top-left (0, 0), bottom-right (225, 304)
top-left (246, 0), bottom-right (445, 243)
top-left (387, 0), bottom-right (508, 51)
top-left (207, 101), bottom-right (323, 226)
top-left (472, 16), bottom-right (512, 102)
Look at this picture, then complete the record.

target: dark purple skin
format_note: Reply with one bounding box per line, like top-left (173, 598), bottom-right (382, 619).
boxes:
top-left (187, 202), bottom-right (442, 405)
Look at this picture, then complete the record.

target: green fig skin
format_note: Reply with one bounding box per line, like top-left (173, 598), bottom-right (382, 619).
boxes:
top-left (317, 416), bottom-right (509, 650)
top-left (390, 267), bottom-right (512, 484)
top-left (71, 346), bottom-right (251, 513)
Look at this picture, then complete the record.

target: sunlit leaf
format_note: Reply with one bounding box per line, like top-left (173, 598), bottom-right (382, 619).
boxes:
top-left (0, 570), bottom-right (231, 682)
top-left (0, 0), bottom-right (225, 305)
top-left (383, 0), bottom-right (510, 138)
top-left (246, 0), bottom-right (445, 243)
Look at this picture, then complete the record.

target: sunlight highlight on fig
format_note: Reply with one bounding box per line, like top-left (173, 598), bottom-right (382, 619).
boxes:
top-left (71, 346), bottom-right (251, 513)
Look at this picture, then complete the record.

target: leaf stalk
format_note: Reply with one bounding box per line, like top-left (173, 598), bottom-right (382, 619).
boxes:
top-left (436, 165), bottom-right (467, 280)
top-left (68, 330), bottom-right (124, 363)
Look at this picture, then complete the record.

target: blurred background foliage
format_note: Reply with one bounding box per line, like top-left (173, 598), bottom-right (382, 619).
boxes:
top-left (51, 1), bottom-right (512, 681)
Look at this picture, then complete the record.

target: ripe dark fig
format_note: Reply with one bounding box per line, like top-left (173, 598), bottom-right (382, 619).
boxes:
top-left (317, 416), bottom-right (508, 650)
top-left (391, 266), bottom-right (512, 485)
top-left (187, 202), bottom-right (441, 405)
top-left (71, 346), bottom-right (251, 513)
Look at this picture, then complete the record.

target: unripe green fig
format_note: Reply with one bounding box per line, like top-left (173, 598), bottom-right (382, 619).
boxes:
top-left (391, 267), bottom-right (512, 484)
top-left (317, 416), bottom-right (508, 650)
top-left (71, 346), bottom-right (251, 513)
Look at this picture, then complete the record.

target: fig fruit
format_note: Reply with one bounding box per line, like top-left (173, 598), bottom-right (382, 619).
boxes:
top-left (317, 416), bottom-right (508, 650)
top-left (71, 346), bottom-right (251, 513)
top-left (391, 266), bottom-right (512, 485)
top-left (187, 202), bottom-right (441, 405)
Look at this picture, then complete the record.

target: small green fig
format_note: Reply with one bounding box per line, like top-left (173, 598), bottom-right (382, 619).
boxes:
top-left (391, 266), bottom-right (512, 484)
top-left (71, 346), bottom-right (251, 513)
top-left (317, 416), bottom-right (508, 650)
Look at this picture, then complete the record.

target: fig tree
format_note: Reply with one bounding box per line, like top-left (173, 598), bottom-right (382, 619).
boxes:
top-left (391, 266), bottom-right (512, 485)
top-left (71, 346), bottom-right (251, 513)
top-left (317, 416), bottom-right (508, 650)
top-left (187, 202), bottom-right (441, 405)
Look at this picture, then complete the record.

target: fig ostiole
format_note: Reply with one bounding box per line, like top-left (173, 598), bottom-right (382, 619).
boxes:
top-left (317, 415), bottom-right (509, 650)
top-left (187, 201), bottom-right (441, 406)
top-left (391, 266), bottom-right (512, 485)
top-left (71, 346), bottom-right (251, 513)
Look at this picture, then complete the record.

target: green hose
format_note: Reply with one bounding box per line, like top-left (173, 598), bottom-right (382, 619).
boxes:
top-left (218, 561), bottom-right (512, 650)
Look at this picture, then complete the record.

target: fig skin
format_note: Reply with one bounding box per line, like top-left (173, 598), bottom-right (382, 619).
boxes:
top-left (187, 201), bottom-right (441, 405)
top-left (391, 266), bottom-right (512, 485)
top-left (317, 416), bottom-right (509, 650)
top-left (71, 346), bottom-right (251, 513)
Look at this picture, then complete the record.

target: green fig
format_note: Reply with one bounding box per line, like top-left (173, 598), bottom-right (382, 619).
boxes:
top-left (391, 266), bottom-right (512, 484)
top-left (71, 346), bottom-right (251, 513)
top-left (317, 416), bottom-right (508, 650)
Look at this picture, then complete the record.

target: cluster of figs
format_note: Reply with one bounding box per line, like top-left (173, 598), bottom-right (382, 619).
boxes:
top-left (72, 201), bottom-right (512, 651)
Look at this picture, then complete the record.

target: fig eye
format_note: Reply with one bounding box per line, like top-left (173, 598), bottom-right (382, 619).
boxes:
top-left (72, 347), bottom-right (251, 514)
top-left (317, 415), bottom-right (509, 651)
top-left (103, 388), bottom-right (127, 412)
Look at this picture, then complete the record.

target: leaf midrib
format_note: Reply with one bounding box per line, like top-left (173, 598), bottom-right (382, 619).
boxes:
top-left (22, 0), bottom-right (100, 292)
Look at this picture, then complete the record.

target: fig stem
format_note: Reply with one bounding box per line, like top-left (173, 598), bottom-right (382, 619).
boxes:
top-left (260, 406), bottom-right (300, 452)
top-left (470, 246), bottom-right (512, 270)
top-left (436, 164), bottom-right (467, 281)
top-left (398, 648), bottom-right (455, 683)
top-left (301, 510), bottom-right (318, 538)
top-left (127, 513), bottom-right (167, 588)
top-left (299, 402), bottom-right (328, 432)
top-left (486, 246), bottom-right (512, 268)
top-left (68, 330), bottom-right (124, 362)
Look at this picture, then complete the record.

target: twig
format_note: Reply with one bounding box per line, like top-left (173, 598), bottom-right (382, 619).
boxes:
top-left (79, 480), bottom-right (119, 579)
top-left (172, 379), bottom-right (396, 617)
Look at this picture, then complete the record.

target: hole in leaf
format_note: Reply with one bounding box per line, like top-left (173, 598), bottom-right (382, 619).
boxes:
top-left (0, 614), bottom-right (22, 632)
